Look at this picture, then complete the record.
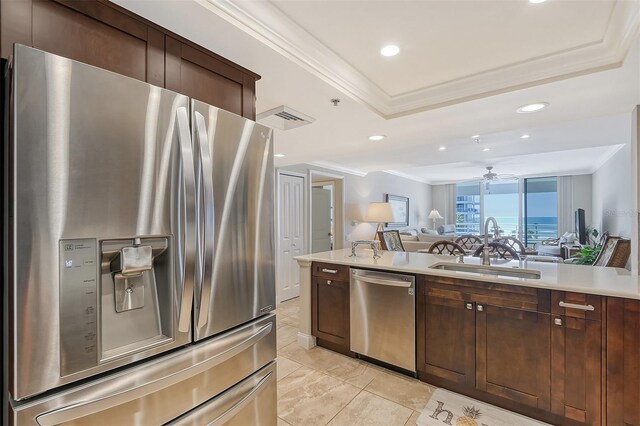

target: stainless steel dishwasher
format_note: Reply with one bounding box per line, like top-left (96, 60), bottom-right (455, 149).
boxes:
top-left (350, 269), bottom-right (416, 372)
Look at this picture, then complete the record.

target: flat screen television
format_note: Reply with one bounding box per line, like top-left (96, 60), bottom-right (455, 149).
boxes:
top-left (575, 208), bottom-right (586, 245)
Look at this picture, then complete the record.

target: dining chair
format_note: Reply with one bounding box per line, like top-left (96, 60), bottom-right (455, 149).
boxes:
top-left (496, 236), bottom-right (526, 255)
top-left (428, 240), bottom-right (466, 256)
top-left (455, 235), bottom-right (482, 251)
top-left (473, 242), bottom-right (520, 260)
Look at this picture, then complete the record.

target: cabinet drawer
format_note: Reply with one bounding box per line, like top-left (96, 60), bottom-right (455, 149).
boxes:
top-left (551, 291), bottom-right (602, 321)
top-left (424, 276), bottom-right (550, 313)
top-left (312, 262), bottom-right (349, 281)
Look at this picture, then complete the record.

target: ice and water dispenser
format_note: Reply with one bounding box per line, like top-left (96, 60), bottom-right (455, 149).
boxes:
top-left (59, 236), bottom-right (174, 376)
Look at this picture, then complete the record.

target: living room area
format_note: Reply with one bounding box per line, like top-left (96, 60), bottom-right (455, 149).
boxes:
top-left (279, 135), bottom-right (633, 270)
top-left (394, 142), bottom-right (633, 269)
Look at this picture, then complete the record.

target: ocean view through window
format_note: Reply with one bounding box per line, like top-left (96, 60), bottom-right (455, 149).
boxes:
top-left (524, 177), bottom-right (558, 247)
top-left (455, 177), bottom-right (558, 247)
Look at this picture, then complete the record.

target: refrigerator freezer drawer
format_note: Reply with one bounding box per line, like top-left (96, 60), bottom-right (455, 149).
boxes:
top-left (169, 361), bottom-right (276, 426)
top-left (9, 315), bottom-right (276, 425)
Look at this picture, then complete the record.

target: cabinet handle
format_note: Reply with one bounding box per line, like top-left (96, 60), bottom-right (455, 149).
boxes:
top-left (477, 304), bottom-right (484, 312)
top-left (322, 268), bottom-right (338, 274)
top-left (326, 280), bottom-right (332, 285)
top-left (554, 318), bottom-right (562, 326)
top-left (465, 303), bottom-right (473, 310)
top-left (559, 301), bottom-right (595, 311)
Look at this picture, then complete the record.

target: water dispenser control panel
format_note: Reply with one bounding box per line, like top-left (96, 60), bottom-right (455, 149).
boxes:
top-left (59, 239), bottom-right (98, 376)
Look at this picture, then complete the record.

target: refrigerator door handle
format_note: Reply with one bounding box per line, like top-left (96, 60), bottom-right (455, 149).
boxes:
top-left (169, 368), bottom-right (274, 426)
top-left (176, 106), bottom-right (198, 333)
top-left (35, 322), bottom-right (274, 426)
top-left (193, 111), bottom-right (215, 329)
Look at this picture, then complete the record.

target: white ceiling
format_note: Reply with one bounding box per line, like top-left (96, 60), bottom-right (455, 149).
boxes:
top-left (112, 0), bottom-right (640, 184)
top-left (271, 0), bottom-right (615, 97)
top-left (398, 145), bottom-right (626, 185)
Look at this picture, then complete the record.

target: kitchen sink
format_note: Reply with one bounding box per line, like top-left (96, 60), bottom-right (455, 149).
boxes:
top-left (429, 263), bottom-right (541, 279)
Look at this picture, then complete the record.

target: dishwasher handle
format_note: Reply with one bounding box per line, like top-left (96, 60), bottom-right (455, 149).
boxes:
top-left (352, 273), bottom-right (412, 288)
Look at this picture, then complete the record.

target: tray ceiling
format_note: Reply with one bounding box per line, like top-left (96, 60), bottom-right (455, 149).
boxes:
top-left (198, 0), bottom-right (639, 118)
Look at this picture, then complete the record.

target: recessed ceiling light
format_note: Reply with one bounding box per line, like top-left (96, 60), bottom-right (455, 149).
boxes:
top-left (520, 134), bottom-right (530, 139)
top-left (274, 153), bottom-right (285, 158)
top-left (483, 148), bottom-right (491, 152)
top-left (380, 45), bottom-right (400, 57)
top-left (471, 135), bottom-right (480, 139)
top-left (529, 0), bottom-right (547, 3)
top-left (516, 102), bottom-right (549, 113)
top-left (439, 146), bottom-right (446, 151)
top-left (368, 135), bottom-right (386, 141)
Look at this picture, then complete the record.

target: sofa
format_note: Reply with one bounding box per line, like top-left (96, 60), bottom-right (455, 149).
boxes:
top-left (398, 225), bottom-right (457, 252)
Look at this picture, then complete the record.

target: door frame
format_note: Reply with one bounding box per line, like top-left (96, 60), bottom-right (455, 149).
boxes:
top-left (309, 170), bottom-right (345, 253)
top-left (275, 170), bottom-right (307, 304)
top-left (311, 183), bottom-right (334, 252)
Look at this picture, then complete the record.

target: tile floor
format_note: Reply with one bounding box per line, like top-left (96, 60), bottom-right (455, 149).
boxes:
top-left (274, 297), bottom-right (436, 426)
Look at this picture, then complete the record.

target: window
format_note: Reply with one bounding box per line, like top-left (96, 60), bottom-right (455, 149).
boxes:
top-left (455, 177), bottom-right (558, 247)
top-left (456, 182), bottom-right (481, 234)
top-left (524, 177), bottom-right (558, 247)
top-left (484, 180), bottom-right (520, 238)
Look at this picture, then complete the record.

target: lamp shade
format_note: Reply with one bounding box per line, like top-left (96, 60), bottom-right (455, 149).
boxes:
top-left (365, 202), bottom-right (395, 223)
top-left (428, 209), bottom-right (443, 220)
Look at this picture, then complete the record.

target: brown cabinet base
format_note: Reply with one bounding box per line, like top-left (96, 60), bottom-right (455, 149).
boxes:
top-left (607, 297), bottom-right (640, 425)
top-left (420, 373), bottom-right (584, 426)
top-left (315, 338), bottom-right (355, 358)
top-left (311, 263), bottom-right (352, 355)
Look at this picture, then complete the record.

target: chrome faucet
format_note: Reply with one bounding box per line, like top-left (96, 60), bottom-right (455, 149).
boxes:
top-left (482, 217), bottom-right (499, 265)
top-left (350, 240), bottom-right (381, 259)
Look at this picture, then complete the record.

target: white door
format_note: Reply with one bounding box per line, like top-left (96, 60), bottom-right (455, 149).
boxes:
top-left (278, 174), bottom-right (304, 302)
top-left (312, 187), bottom-right (332, 253)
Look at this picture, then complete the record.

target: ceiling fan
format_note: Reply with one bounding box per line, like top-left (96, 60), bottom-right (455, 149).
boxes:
top-left (468, 166), bottom-right (517, 188)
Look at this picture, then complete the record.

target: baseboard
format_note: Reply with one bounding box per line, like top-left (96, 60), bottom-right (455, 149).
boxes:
top-left (297, 332), bottom-right (316, 349)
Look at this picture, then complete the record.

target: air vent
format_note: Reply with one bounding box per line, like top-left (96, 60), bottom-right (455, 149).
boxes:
top-left (257, 106), bottom-right (315, 131)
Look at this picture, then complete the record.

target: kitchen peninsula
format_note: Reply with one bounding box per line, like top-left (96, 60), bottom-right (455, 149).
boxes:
top-left (295, 249), bottom-right (640, 425)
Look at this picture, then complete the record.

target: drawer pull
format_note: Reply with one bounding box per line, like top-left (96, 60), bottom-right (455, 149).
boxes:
top-left (321, 268), bottom-right (338, 274)
top-left (559, 301), bottom-right (595, 311)
top-left (465, 303), bottom-right (473, 310)
top-left (554, 318), bottom-right (563, 326)
top-left (326, 280), bottom-right (332, 285)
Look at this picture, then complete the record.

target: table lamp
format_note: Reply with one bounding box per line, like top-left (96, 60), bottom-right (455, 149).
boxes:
top-left (366, 202), bottom-right (395, 240)
top-left (428, 209), bottom-right (443, 230)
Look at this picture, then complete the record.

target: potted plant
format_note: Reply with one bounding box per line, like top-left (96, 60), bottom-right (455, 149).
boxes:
top-left (575, 226), bottom-right (601, 265)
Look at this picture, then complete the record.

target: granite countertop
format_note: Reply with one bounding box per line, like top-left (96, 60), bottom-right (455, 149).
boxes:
top-left (295, 248), bottom-right (640, 300)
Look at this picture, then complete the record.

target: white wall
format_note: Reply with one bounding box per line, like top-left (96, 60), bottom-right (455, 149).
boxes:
top-left (592, 145), bottom-right (633, 239)
top-left (558, 174), bottom-right (592, 235)
top-left (570, 175), bottom-right (593, 227)
top-left (278, 164), bottom-right (432, 244)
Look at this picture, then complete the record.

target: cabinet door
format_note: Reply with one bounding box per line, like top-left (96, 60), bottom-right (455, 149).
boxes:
top-left (476, 304), bottom-right (551, 411)
top-left (551, 315), bottom-right (601, 425)
top-left (607, 298), bottom-right (640, 426)
top-left (3, 0), bottom-right (165, 85)
top-left (166, 37), bottom-right (256, 119)
top-left (311, 276), bottom-right (350, 349)
top-left (417, 283), bottom-right (475, 387)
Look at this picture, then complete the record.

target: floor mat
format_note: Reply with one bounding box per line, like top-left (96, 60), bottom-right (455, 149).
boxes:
top-left (417, 388), bottom-right (550, 426)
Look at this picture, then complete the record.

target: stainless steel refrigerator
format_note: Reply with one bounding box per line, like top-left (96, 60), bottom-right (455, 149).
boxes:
top-left (3, 45), bottom-right (276, 424)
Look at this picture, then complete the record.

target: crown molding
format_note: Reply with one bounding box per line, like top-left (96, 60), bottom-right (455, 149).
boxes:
top-left (198, 0), bottom-right (640, 119)
top-left (383, 170), bottom-right (433, 185)
top-left (589, 143), bottom-right (626, 173)
top-left (308, 161), bottom-right (368, 177)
